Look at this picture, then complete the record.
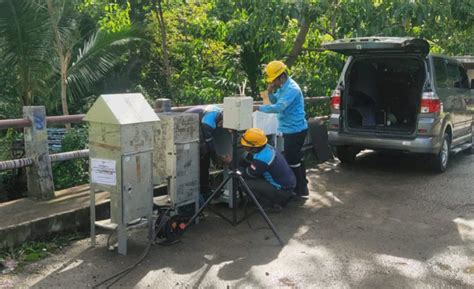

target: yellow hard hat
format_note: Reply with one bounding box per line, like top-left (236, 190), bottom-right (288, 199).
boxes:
top-left (241, 128), bottom-right (268, 147)
top-left (265, 60), bottom-right (287, 83)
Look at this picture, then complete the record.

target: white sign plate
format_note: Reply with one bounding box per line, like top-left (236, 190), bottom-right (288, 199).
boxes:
top-left (91, 158), bottom-right (116, 186)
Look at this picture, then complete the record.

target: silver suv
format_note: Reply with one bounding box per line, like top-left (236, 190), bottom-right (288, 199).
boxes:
top-left (323, 37), bottom-right (473, 172)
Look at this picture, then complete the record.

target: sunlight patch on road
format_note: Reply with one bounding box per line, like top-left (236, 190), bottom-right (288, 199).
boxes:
top-left (453, 217), bottom-right (474, 242)
top-left (374, 254), bottom-right (428, 279)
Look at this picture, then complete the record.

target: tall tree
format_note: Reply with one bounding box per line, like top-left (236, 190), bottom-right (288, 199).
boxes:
top-left (154, 0), bottom-right (173, 98)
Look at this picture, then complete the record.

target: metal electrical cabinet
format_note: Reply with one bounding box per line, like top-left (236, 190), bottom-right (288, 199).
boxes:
top-left (223, 96), bottom-right (253, 130)
top-left (84, 93), bottom-right (159, 255)
top-left (153, 113), bottom-right (200, 208)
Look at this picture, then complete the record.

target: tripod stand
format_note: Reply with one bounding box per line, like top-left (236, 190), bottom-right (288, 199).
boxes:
top-left (185, 130), bottom-right (284, 246)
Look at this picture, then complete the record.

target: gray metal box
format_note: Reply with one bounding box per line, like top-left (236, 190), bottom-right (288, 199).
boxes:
top-left (153, 113), bottom-right (199, 184)
top-left (223, 96), bottom-right (253, 131)
top-left (85, 93), bottom-right (159, 225)
top-left (153, 113), bottom-right (199, 206)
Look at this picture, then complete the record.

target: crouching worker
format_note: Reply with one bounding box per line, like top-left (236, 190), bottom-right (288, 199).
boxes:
top-left (185, 105), bottom-right (231, 197)
top-left (239, 128), bottom-right (296, 211)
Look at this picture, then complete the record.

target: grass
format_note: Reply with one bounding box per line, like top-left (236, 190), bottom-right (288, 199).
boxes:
top-left (0, 233), bottom-right (85, 272)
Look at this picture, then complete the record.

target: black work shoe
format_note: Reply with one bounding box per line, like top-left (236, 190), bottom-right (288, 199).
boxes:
top-left (298, 186), bottom-right (309, 196)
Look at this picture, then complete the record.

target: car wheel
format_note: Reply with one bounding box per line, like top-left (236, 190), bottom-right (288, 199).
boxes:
top-left (433, 133), bottom-right (450, 173)
top-left (336, 146), bottom-right (358, 163)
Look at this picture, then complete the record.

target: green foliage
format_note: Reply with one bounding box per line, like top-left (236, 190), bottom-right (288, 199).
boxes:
top-left (52, 126), bottom-right (89, 190)
top-left (210, 0), bottom-right (297, 96)
top-left (0, 0), bottom-right (142, 116)
top-left (305, 99), bottom-right (330, 118)
top-left (142, 1), bottom-right (240, 105)
top-left (0, 0), bottom-right (53, 106)
top-left (0, 233), bottom-right (84, 268)
top-left (79, 0), bottom-right (132, 32)
top-left (0, 130), bottom-right (26, 201)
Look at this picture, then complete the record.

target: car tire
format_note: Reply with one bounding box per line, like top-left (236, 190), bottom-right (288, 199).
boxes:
top-left (336, 146), bottom-right (358, 163)
top-left (433, 133), bottom-right (450, 173)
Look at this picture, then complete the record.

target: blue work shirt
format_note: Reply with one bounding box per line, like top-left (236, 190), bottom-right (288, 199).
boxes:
top-left (258, 77), bottom-right (308, 134)
top-left (185, 105), bottom-right (222, 153)
top-left (244, 144), bottom-right (296, 190)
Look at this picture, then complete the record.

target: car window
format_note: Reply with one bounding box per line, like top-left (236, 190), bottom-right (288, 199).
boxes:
top-left (447, 61), bottom-right (467, 89)
top-left (458, 65), bottom-right (470, 89)
top-left (433, 57), bottom-right (448, 88)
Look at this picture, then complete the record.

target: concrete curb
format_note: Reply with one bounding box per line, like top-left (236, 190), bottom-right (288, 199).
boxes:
top-left (0, 198), bottom-right (110, 249)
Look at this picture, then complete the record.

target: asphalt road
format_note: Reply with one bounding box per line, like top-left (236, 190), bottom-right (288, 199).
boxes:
top-left (3, 150), bottom-right (474, 288)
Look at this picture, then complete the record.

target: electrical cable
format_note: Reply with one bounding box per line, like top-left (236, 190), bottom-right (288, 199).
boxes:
top-left (92, 209), bottom-right (170, 289)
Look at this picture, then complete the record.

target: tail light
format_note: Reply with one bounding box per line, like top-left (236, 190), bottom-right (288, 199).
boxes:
top-left (420, 92), bottom-right (441, 113)
top-left (330, 89), bottom-right (341, 110)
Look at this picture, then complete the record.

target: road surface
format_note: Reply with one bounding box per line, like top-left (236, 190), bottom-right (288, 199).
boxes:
top-left (3, 150), bottom-right (474, 288)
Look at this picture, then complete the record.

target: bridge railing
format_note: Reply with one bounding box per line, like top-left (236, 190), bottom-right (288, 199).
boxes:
top-left (0, 97), bottom-right (329, 200)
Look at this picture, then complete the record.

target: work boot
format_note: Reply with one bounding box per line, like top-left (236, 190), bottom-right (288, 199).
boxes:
top-left (291, 167), bottom-right (309, 197)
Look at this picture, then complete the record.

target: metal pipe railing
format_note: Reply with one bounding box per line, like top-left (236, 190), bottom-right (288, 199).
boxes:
top-left (47, 114), bottom-right (85, 125)
top-left (0, 118), bottom-right (32, 129)
top-left (0, 149), bottom-right (90, 171)
top-left (50, 149), bottom-right (89, 163)
top-left (0, 96), bottom-right (329, 130)
top-left (0, 97), bottom-right (329, 172)
top-left (170, 96), bottom-right (329, 112)
top-left (0, 157), bottom-right (34, 170)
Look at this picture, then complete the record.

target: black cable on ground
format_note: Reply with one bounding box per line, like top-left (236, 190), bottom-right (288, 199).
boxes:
top-left (92, 209), bottom-right (170, 289)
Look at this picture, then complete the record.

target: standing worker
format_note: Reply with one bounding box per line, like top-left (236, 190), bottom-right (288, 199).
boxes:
top-left (185, 105), bottom-right (231, 197)
top-left (239, 128), bottom-right (296, 211)
top-left (257, 60), bottom-right (309, 197)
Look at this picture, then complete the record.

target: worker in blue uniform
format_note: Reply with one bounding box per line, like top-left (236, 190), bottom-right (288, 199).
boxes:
top-left (239, 128), bottom-right (296, 211)
top-left (185, 105), bottom-right (230, 197)
top-left (258, 60), bottom-right (309, 197)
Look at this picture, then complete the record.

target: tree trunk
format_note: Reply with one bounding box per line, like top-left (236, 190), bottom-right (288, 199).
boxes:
top-left (286, 18), bottom-right (310, 68)
top-left (47, 0), bottom-right (70, 129)
top-left (156, 0), bottom-right (173, 99)
top-left (60, 62), bottom-right (71, 129)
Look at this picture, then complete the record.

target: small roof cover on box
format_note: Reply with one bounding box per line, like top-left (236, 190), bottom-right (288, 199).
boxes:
top-left (84, 93), bottom-right (159, 125)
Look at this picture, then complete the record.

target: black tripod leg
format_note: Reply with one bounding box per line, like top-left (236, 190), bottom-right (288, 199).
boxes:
top-left (232, 178), bottom-right (238, 226)
top-left (184, 174), bottom-right (233, 229)
top-left (237, 175), bottom-right (285, 246)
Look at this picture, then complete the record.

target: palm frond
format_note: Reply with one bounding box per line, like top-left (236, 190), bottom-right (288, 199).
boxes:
top-left (0, 0), bottom-right (53, 105)
top-left (67, 27), bottom-right (143, 99)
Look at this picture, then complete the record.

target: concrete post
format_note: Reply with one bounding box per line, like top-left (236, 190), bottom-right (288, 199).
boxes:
top-left (155, 98), bottom-right (172, 113)
top-left (23, 106), bottom-right (55, 199)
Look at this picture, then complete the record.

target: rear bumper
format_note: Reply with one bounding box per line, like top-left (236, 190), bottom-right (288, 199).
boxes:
top-left (328, 131), bottom-right (442, 154)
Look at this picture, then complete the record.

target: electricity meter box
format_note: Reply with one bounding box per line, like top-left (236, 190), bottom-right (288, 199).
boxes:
top-left (153, 113), bottom-right (200, 206)
top-left (223, 96), bottom-right (253, 131)
top-left (84, 93), bottom-right (159, 225)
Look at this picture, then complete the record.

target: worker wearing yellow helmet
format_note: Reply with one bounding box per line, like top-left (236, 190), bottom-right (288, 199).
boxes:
top-left (257, 60), bottom-right (309, 197)
top-left (239, 128), bottom-right (296, 211)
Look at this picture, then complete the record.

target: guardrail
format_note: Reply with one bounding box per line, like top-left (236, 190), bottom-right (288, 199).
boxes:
top-left (0, 96), bottom-right (329, 200)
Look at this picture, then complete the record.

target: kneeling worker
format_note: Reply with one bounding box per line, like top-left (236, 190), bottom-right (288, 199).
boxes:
top-left (239, 128), bottom-right (296, 210)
